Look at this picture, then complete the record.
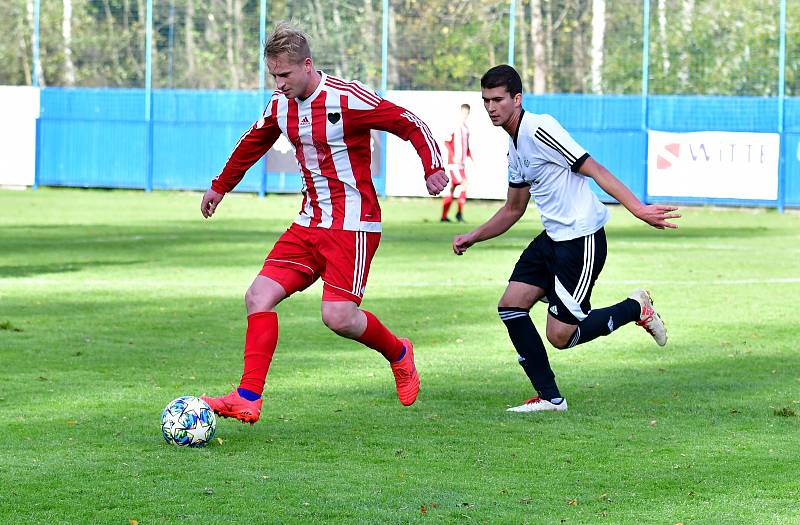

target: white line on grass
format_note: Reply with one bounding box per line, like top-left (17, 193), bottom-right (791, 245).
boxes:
top-left (3, 277), bottom-right (800, 288)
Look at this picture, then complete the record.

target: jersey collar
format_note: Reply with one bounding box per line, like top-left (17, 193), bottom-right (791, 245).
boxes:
top-left (297, 71), bottom-right (326, 104)
top-left (513, 109), bottom-right (525, 149)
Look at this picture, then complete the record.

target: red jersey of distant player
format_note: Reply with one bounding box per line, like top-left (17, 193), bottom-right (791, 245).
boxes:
top-left (444, 120), bottom-right (472, 186)
top-left (212, 72), bottom-right (444, 233)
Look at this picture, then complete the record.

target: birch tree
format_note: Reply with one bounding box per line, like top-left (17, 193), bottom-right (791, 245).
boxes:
top-left (590, 0), bottom-right (605, 93)
top-left (62, 0), bottom-right (75, 86)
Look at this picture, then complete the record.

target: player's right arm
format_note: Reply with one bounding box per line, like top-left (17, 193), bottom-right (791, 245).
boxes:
top-left (452, 185), bottom-right (530, 255)
top-left (201, 111), bottom-right (282, 218)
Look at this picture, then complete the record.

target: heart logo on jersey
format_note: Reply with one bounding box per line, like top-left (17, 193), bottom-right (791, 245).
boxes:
top-left (327, 112), bottom-right (341, 124)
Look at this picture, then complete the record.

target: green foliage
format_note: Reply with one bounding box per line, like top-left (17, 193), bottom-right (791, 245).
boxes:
top-left (1, 0), bottom-right (798, 94)
top-left (1, 188), bottom-right (799, 523)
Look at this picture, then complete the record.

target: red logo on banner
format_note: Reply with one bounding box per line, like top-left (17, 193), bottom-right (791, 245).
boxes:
top-left (656, 143), bottom-right (681, 169)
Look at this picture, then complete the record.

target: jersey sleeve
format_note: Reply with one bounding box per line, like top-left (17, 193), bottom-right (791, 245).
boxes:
top-left (349, 98), bottom-right (444, 178)
top-left (211, 105), bottom-right (282, 194)
top-left (507, 148), bottom-right (528, 188)
top-left (532, 114), bottom-right (590, 173)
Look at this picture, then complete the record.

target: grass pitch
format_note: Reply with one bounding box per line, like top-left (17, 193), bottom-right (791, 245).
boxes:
top-left (1, 188), bottom-right (799, 524)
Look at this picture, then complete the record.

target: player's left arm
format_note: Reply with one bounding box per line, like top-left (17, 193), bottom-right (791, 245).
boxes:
top-left (350, 98), bottom-right (448, 195)
top-left (579, 157), bottom-right (681, 229)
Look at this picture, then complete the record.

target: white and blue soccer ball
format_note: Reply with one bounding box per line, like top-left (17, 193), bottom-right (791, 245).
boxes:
top-left (161, 396), bottom-right (217, 447)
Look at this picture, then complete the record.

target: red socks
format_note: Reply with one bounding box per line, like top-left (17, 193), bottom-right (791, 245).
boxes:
top-left (357, 310), bottom-right (404, 362)
top-left (441, 195), bottom-right (453, 219)
top-left (238, 311), bottom-right (279, 395)
top-left (457, 191), bottom-right (467, 211)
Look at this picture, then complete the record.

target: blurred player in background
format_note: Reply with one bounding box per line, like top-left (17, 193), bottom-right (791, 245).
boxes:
top-left (441, 103), bottom-right (473, 223)
top-left (199, 22), bottom-right (448, 424)
top-left (453, 65), bottom-right (680, 413)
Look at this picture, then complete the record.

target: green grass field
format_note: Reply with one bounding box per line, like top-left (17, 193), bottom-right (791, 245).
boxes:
top-left (1, 188), bottom-right (799, 524)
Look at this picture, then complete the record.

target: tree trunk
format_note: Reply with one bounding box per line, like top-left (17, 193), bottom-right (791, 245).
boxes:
top-left (233, 0), bottom-right (244, 87)
top-left (136, 0), bottom-right (146, 83)
top-left (531, 0), bottom-right (553, 93)
top-left (657, 0), bottom-right (670, 77)
top-left (590, 0), bottom-right (605, 94)
top-left (18, 12), bottom-right (32, 85)
top-left (531, 0), bottom-right (547, 93)
top-left (362, 0), bottom-right (377, 87)
top-left (573, 15), bottom-right (587, 93)
top-left (62, 0), bottom-right (76, 86)
top-left (332, 2), bottom-right (348, 79)
top-left (388, 3), bottom-right (398, 89)
top-left (103, 0), bottom-right (122, 80)
top-left (225, 0), bottom-right (239, 88)
top-left (518, 0), bottom-right (530, 92)
top-left (678, 0), bottom-right (694, 90)
top-left (185, 0), bottom-right (196, 86)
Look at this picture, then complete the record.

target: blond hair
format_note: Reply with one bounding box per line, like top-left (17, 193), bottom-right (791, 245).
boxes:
top-left (265, 21), bottom-right (311, 63)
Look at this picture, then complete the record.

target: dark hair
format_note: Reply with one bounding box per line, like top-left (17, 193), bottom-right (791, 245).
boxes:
top-left (460, 103), bottom-right (471, 111)
top-left (480, 65), bottom-right (523, 97)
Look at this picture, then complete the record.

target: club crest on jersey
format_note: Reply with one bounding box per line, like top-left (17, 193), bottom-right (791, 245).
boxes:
top-left (327, 112), bottom-right (341, 124)
top-left (300, 116), bottom-right (311, 127)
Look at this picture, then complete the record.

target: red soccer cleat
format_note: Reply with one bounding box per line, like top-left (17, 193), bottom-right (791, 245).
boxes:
top-left (201, 390), bottom-right (262, 425)
top-left (391, 338), bottom-right (420, 406)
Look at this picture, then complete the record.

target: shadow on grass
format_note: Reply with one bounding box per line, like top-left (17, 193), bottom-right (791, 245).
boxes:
top-left (2, 289), bottom-right (798, 422)
top-left (0, 259), bottom-right (146, 278)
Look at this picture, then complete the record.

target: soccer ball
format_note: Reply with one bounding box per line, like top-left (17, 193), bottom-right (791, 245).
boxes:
top-left (161, 396), bottom-right (217, 447)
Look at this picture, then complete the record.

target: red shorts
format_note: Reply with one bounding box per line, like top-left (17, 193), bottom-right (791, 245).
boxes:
top-left (448, 166), bottom-right (466, 186)
top-left (260, 223), bottom-right (380, 305)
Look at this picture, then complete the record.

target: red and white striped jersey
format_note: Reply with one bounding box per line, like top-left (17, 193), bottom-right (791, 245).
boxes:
top-left (444, 123), bottom-right (471, 167)
top-left (212, 72), bottom-right (443, 232)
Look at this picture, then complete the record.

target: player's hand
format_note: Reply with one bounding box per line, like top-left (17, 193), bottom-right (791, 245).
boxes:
top-left (201, 188), bottom-right (224, 218)
top-left (426, 169), bottom-right (449, 196)
top-left (635, 204), bottom-right (681, 229)
top-left (453, 232), bottom-right (477, 255)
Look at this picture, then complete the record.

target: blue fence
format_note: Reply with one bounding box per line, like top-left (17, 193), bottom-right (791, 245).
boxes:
top-left (36, 88), bottom-right (800, 208)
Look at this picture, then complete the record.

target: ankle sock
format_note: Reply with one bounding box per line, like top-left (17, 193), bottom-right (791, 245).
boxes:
top-left (237, 388), bottom-right (261, 401)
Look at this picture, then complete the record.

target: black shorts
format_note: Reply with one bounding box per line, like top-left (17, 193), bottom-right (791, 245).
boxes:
top-left (509, 228), bottom-right (607, 325)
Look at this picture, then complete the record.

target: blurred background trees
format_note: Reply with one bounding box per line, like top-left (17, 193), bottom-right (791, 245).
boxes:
top-left (0, 0), bottom-right (796, 95)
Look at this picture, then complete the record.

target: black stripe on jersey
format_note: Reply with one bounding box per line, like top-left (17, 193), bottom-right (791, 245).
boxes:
top-left (572, 152), bottom-right (590, 173)
top-left (513, 110), bottom-right (526, 148)
top-left (535, 128), bottom-right (578, 165)
top-left (509, 181), bottom-right (531, 188)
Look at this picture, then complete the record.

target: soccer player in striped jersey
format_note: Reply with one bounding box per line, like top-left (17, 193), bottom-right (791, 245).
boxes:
top-left (453, 65), bottom-right (680, 413)
top-left (441, 103), bottom-right (473, 223)
top-left (199, 22), bottom-right (448, 424)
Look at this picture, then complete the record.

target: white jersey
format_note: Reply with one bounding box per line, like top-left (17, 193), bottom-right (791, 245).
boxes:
top-left (507, 110), bottom-right (610, 241)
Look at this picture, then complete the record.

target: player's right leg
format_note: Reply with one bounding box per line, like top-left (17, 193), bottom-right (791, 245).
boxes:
top-left (441, 175), bottom-right (456, 221)
top-left (499, 233), bottom-right (567, 413)
top-left (202, 225), bottom-right (317, 424)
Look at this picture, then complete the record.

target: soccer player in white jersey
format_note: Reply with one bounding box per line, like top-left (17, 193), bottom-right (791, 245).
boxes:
top-left (453, 65), bottom-right (680, 413)
top-left (441, 103), bottom-right (473, 223)
top-left (199, 22), bottom-right (448, 424)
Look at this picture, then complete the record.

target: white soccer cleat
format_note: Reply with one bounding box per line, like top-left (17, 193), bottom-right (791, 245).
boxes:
top-left (506, 397), bottom-right (568, 413)
top-left (629, 289), bottom-right (667, 346)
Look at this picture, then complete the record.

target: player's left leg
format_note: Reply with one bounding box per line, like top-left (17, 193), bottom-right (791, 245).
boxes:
top-left (544, 228), bottom-right (661, 349)
top-left (441, 174), bottom-right (456, 221)
top-left (317, 229), bottom-right (419, 406)
top-left (455, 172), bottom-right (468, 222)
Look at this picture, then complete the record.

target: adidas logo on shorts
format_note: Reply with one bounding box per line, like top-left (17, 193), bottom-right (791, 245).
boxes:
top-left (549, 305), bottom-right (558, 315)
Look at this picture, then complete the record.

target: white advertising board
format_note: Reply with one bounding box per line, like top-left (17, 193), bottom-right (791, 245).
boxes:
top-left (647, 130), bottom-right (779, 200)
top-left (0, 86), bottom-right (40, 187)
top-left (384, 90), bottom-right (509, 200)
